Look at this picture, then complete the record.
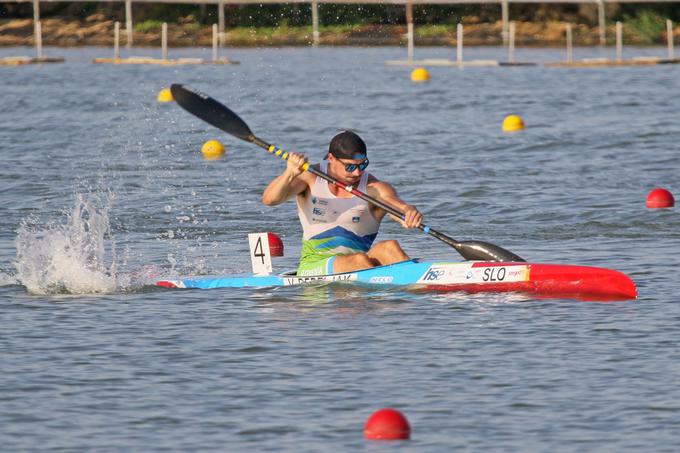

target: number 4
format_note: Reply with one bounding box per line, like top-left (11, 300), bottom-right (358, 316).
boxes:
top-left (248, 233), bottom-right (273, 275)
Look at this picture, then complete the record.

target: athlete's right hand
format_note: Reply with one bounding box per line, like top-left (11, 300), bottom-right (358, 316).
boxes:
top-left (285, 152), bottom-right (308, 177)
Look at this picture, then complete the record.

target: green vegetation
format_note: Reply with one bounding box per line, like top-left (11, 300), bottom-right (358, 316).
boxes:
top-left (624, 9), bottom-right (667, 44)
top-left (415, 25), bottom-right (455, 39)
top-left (134, 20), bottom-right (164, 33)
top-left (227, 25), bottom-right (304, 40)
top-left (181, 22), bottom-right (202, 33)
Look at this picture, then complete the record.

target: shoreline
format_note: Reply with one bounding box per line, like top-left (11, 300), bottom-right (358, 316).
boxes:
top-left (2, 17), bottom-right (678, 48)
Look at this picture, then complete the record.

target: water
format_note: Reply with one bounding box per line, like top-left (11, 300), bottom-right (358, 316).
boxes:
top-left (1, 45), bottom-right (679, 451)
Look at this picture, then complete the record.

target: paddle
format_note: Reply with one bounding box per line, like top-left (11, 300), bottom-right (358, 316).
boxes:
top-left (170, 84), bottom-right (525, 262)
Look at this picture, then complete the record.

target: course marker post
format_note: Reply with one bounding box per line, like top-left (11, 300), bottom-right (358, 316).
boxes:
top-left (249, 233), bottom-right (273, 276)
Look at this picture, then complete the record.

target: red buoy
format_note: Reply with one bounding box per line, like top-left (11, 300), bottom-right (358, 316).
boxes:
top-left (646, 188), bottom-right (675, 209)
top-left (364, 408), bottom-right (410, 440)
top-left (267, 232), bottom-right (284, 257)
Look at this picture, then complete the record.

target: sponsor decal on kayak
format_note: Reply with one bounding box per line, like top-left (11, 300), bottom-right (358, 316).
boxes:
top-left (369, 276), bottom-right (394, 284)
top-left (283, 273), bottom-right (357, 286)
top-left (418, 263), bottom-right (473, 283)
top-left (465, 266), bottom-right (529, 283)
top-left (418, 264), bottom-right (529, 284)
top-left (422, 267), bottom-right (446, 281)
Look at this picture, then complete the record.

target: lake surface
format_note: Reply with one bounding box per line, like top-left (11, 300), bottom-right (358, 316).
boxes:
top-left (1, 45), bottom-right (679, 451)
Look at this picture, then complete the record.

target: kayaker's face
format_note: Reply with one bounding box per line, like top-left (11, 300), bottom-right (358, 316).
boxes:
top-left (330, 155), bottom-right (369, 184)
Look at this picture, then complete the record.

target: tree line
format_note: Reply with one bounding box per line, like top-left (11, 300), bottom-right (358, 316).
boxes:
top-left (1, 2), bottom-right (679, 27)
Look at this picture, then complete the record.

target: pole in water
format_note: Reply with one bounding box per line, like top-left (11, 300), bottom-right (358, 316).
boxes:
top-left (457, 23), bottom-right (463, 66)
top-left (218, 0), bottom-right (225, 47)
top-left (508, 21), bottom-right (516, 63)
top-left (616, 21), bottom-right (623, 62)
top-left (311, 0), bottom-right (320, 47)
top-left (501, 0), bottom-right (509, 47)
top-left (598, 0), bottom-right (606, 46)
top-left (125, 0), bottom-right (133, 49)
top-left (212, 24), bottom-right (218, 62)
top-left (668, 19), bottom-right (675, 59)
top-left (406, 2), bottom-right (414, 61)
top-left (35, 21), bottom-right (43, 59)
top-left (161, 23), bottom-right (168, 60)
top-left (566, 23), bottom-right (573, 63)
top-left (114, 21), bottom-right (120, 59)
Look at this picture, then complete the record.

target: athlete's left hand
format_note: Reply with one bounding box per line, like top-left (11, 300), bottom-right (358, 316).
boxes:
top-left (401, 205), bottom-right (422, 229)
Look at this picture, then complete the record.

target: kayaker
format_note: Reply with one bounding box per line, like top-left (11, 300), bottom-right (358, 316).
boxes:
top-left (262, 130), bottom-right (422, 276)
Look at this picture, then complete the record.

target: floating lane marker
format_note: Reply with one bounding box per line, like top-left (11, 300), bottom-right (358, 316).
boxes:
top-left (502, 114), bottom-right (525, 132)
top-left (646, 188), bottom-right (675, 209)
top-left (201, 140), bottom-right (225, 160)
top-left (364, 408), bottom-right (410, 440)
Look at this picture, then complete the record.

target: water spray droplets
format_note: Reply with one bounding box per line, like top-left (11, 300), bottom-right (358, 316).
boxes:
top-left (15, 194), bottom-right (118, 295)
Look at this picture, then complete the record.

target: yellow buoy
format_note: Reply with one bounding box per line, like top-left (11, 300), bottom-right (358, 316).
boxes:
top-left (411, 67), bottom-right (430, 83)
top-left (201, 140), bottom-right (225, 160)
top-left (157, 88), bottom-right (174, 103)
top-left (502, 114), bottom-right (525, 132)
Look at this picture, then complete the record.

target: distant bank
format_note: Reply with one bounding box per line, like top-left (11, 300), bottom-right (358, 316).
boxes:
top-left (1, 17), bottom-right (678, 47)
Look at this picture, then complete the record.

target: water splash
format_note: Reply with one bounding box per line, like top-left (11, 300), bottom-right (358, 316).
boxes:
top-left (15, 194), bottom-right (119, 295)
top-left (0, 272), bottom-right (18, 286)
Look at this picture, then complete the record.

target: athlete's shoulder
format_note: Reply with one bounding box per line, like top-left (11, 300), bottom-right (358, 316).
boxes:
top-left (368, 174), bottom-right (398, 191)
top-left (366, 173), bottom-right (382, 185)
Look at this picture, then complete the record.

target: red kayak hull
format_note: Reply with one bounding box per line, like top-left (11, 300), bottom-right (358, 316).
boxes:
top-left (420, 262), bottom-right (637, 301)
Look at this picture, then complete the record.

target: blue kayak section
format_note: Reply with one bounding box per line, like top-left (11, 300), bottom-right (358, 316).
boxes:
top-left (181, 274), bottom-right (285, 289)
top-left (176, 259), bottom-right (434, 289)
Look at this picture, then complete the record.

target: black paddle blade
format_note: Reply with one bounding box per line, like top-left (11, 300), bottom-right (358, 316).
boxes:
top-left (457, 241), bottom-right (525, 262)
top-left (428, 228), bottom-right (525, 262)
top-left (170, 84), bottom-right (254, 142)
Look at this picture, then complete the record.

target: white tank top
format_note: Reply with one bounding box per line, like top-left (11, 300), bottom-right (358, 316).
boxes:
top-left (296, 162), bottom-right (381, 260)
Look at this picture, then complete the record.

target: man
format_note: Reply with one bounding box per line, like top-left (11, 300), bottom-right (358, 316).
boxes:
top-left (262, 131), bottom-right (423, 276)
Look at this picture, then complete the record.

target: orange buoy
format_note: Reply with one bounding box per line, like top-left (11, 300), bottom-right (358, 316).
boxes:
top-left (646, 188), bottom-right (675, 209)
top-left (364, 408), bottom-right (410, 440)
top-left (267, 232), bottom-right (284, 257)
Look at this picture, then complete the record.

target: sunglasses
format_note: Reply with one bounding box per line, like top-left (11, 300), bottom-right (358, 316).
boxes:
top-left (337, 158), bottom-right (369, 172)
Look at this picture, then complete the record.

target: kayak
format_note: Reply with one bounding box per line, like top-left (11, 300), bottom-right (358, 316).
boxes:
top-left (156, 259), bottom-right (637, 301)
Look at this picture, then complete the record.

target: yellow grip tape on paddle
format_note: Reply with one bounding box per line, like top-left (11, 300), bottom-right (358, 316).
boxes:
top-left (268, 144), bottom-right (308, 171)
top-left (268, 145), bottom-right (285, 158)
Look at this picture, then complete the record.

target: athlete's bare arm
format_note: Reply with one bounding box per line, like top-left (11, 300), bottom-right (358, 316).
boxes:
top-left (262, 152), bottom-right (315, 206)
top-left (366, 177), bottom-right (423, 229)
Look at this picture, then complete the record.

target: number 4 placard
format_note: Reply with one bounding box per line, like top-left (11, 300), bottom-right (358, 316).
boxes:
top-left (248, 233), bottom-right (273, 275)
